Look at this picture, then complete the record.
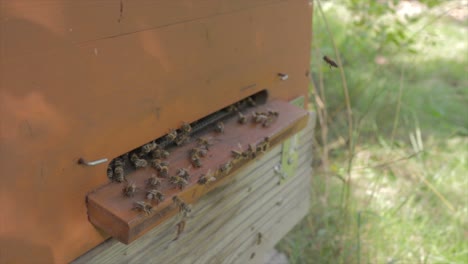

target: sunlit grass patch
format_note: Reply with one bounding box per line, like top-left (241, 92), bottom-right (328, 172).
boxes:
top-left (277, 0), bottom-right (467, 263)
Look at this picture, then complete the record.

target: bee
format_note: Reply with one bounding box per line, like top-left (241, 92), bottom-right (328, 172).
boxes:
top-left (146, 189), bottom-right (164, 203)
top-left (169, 175), bottom-right (188, 189)
top-left (114, 157), bottom-right (125, 167)
top-left (219, 161), bottom-right (233, 175)
top-left (107, 166), bottom-right (114, 179)
top-left (191, 155), bottom-right (202, 168)
top-left (146, 174), bottom-right (161, 188)
top-left (150, 148), bottom-right (170, 159)
top-left (172, 196), bottom-right (192, 215)
top-left (198, 170), bottom-right (216, 185)
top-left (238, 112), bottom-right (247, 124)
top-left (267, 109), bottom-right (279, 117)
top-left (226, 105), bottom-right (238, 113)
top-left (173, 220), bottom-right (186, 241)
top-left (176, 168), bottom-right (190, 180)
top-left (113, 166), bottom-right (125, 182)
top-left (231, 149), bottom-right (243, 159)
top-left (133, 201), bottom-right (153, 215)
top-left (246, 144), bottom-right (257, 159)
top-left (262, 137), bottom-right (270, 152)
top-left (215, 121), bottom-right (225, 133)
top-left (166, 129), bottom-right (178, 142)
top-left (262, 116), bottom-right (275, 127)
top-left (159, 165), bottom-right (169, 178)
top-left (256, 232), bottom-right (263, 245)
top-left (134, 158), bottom-right (148, 168)
top-left (130, 153), bottom-right (148, 168)
top-left (252, 112), bottom-right (268, 124)
top-left (191, 146), bottom-right (208, 158)
top-left (140, 141), bottom-right (158, 155)
top-left (123, 181), bottom-right (137, 197)
top-left (150, 158), bottom-right (168, 170)
top-left (246, 97), bottom-right (256, 106)
top-left (323, 55), bottom-right (338, 68)
top-left (181, 122), bottom-right (192, 134)
top-left (175, 134), bottom-right (190, 146)
top-left (196, 137), bottom-right (213, 149)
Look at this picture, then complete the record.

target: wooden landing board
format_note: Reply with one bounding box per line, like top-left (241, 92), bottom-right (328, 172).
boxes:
top-left (87, 100), bottom-right (309, 244)
top-left (73, 113), bottom-right (314, 264)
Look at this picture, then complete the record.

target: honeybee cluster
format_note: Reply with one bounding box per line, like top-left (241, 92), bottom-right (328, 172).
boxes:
top-left (106, 95), bottom-right (279, 222)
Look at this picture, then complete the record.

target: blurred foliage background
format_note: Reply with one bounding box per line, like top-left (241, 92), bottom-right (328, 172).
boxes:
top-left (276, 0), bottom-right (467, 263)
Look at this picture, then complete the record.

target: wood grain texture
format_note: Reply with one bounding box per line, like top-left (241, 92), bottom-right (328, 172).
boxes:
top-left (73, 113), bottom-right (314, 264)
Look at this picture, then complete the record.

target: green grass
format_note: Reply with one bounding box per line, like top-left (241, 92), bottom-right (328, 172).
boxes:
top-left (277, 1), bottom-right (468, 263)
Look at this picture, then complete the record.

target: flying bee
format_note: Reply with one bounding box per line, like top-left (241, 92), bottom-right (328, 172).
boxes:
top-left (146, 189), bottom-right (164, 203)
top-left (113, 166), bottom-right (125, 182)
top-left (166, 129), bottom-right (178, 142)
top-left (323, 55), bottom-right (338, 68)
top-left (219, 161), bottom-right (233, 175)
top-left (181, 122), bottom-right (192, 134)
top-left (215, 121), bottom-right (225, 133)
top-left (170, 175), bottom-right (188, 189)
top-left (133, 201), bottom-right (153, 215)
top-left (198, 170), bottom-right (216, 185)
top-left (140, 141), bottom-right (158, 155)
top-left (238, 112), bottom-right (247, 124)
top-left (146, 174), bottom-right (161, 188)
top-left (246, 97), bottom-right (256, 106)
top-left (123, 181), bottom-right (137, 197)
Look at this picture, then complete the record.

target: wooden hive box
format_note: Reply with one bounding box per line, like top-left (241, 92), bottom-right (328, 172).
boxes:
top-left (0, 1), bottom-right (313, 263)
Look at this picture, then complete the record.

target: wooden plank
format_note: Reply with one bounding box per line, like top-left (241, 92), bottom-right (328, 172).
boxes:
top-left (73, 113), bottom-right (314, 263)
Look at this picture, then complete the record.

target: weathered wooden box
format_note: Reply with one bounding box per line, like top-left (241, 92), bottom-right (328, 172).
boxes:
top-left (0, 1), bottom-right (313, 263)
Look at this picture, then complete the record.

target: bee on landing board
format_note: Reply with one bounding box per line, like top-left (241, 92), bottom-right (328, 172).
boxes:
top-left (215, 121), bottom-right (225, 133)
top-left (146, 189), bottom-right (164, 203)
top-left (113, 166), bottom-right (125, 182)
top-left (146, 174), bottom-right (161, 188)
top-left (198, 170), bottom-right (216, 185)
top-left (133, 201), bottom-right (153, 215)
top-left (323, 56), bottom-right (338, 68)
top-left (123, 181), bottom-right (137, 197)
